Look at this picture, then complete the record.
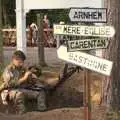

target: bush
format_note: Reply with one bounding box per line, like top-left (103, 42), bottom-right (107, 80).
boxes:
top-left (105, 109), bottom-right (120, 120)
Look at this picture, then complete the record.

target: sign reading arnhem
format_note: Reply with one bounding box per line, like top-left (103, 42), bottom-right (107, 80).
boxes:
top-left (69, 8), bottom-right (107, 22)
top-left (54, 24), bottom-right (115, 37)
top-left (57, 45), bottom-right (113, 76)
top-left (67, 38), bottom-right (108, 52)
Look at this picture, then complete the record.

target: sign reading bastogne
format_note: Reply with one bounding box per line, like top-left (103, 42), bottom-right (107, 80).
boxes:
top-left (69, 8), bottom-right (107, 22)
top-left (54, 24), bottom-right (115, 37)
top-left (57, 45), bottom-right (113, 76)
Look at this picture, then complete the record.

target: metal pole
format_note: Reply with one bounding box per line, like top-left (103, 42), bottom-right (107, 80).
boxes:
top-left (0, 0), bottom-right (4, 70)
top-left (84, 69), bottom-right (91, 120)
top-left (37, 13), bottom-right (46, 66)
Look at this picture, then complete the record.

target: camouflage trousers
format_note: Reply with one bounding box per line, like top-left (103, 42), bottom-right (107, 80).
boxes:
top-left (1, 89), bottom-right (47, 114)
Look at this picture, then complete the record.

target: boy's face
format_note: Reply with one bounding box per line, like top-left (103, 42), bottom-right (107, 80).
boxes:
top-left (12, 57), bottom-right (24, 67)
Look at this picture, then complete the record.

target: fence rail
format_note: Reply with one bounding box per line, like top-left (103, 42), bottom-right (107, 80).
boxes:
top-left (2, 28), bottom-right (56, 47)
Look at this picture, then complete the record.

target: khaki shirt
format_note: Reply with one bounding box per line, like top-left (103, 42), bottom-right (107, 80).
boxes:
top-left (0, 63), bottom-right (25, 91)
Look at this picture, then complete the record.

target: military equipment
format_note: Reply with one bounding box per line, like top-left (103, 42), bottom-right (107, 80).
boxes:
top-left (51, 63), bottom-right (83, 91)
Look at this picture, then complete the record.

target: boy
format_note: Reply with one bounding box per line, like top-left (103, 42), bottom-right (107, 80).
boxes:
top-left (0, 50), bottom-right (47, 114)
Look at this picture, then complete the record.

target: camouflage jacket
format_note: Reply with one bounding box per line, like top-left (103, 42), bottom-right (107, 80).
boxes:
top-left (0, 63), bottom-right (25, 91)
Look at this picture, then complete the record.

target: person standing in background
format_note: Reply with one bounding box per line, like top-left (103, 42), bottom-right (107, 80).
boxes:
top-left (30, 23), bottom-right (38, 46)
top-left (43, 15), bottom-right (51, 47)
top-left (43, 15), bottom-right (50, 28)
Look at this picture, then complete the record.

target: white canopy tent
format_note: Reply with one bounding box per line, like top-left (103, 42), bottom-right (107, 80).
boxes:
top-left (16, 0), bottom-right (103, 53)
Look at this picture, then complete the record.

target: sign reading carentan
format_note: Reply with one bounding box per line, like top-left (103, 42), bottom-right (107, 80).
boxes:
top-left (67, 38), bottom-right (108, 52)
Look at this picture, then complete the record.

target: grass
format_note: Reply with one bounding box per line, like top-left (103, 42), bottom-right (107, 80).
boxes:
top-left (105, 109), bottom-right (120, 120)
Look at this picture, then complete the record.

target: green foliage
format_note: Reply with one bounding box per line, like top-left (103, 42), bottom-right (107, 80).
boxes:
top-left (2, 0), bottom-right (16, 26)
top-left (2, 0), bottom-right (71, 28)
top-left (105, 109), bottom-right (120, 120)
top-left (27, 9), bottom-right (70, 27)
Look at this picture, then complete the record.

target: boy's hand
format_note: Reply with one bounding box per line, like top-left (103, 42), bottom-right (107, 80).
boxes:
top-left (31, 74), bottom-right (37, 79)
top-left (18, 71), bottom-right (32, 85)
top-left (23, 71), bottom-right (32, 80)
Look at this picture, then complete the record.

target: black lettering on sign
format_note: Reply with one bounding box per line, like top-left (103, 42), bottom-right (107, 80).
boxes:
top-left (78, 56), bottom-right (83, 63)
top-left (63, 26), bottom-right (68, 33)
top-left (68, 27), bottom-right (72, 34)
top-left (69, 53), bottom-right (74, 60)
top-left (68, 52), bottom-right (109, 73)
top-left (97, 62), bottom-right (104, 70)
top-left (72, 27), bottom-right (76, 34)
top-left (93, 12), bottom-right (97, 19)
top-left (74, 54), bottom-right (78, 62)
top-left (92, 39), bottom-right (96, 47)
top-left (100, 27), bottom-right (106, 35)
top-left (68, 39), bottom-right (107, 51)
top-left (84, 27), bottom-right (89, 34)
top-left (105, 28), bottom-right (110, 36)
top-left (76, 27), bottom-right (81, 34)
top-left (103, 64), bottom-right (108, 72)
top-left (98, 12), bottom-right (102, 19)
top-left (75, 40), bottom-right (79, 48)
top-left (85, 12), bottom-right (91, 19)
top-left (70, 42), bottom-right (74, 48)
top-left (74, 11), bottom-right (79, 19)
top-left (83, 41), bottom-right (88, 48)
top-left (86, 40), bottom-right (93, 48)
top-left (83, 58), bottom-right (88, 64)
top-left (97, 39), bottom-right (106, 47)
top-left (64, 26), bottom-right (78, 34)
top-left (73, 11), bottom-right (103, 20)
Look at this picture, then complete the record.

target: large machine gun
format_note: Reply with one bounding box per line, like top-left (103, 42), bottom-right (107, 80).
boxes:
top-left (21, 64), bottom-right (83, 92)
top-left (51, 63), bottom-right (83, 91)
top-left (5, 64), bottom-right (83, 92)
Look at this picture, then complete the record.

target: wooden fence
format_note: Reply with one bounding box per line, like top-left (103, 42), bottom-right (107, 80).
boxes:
top-left (2, 28), bottom-right (56, 47)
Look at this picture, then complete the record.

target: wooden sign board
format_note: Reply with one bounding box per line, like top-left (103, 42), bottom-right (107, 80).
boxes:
top-left (67, 38), bottom-right (109, 52)
top-left (57, 45), bottom-right (113, 76)
top-left (69, 8), bottom-right (107, 23)
top-left (54, 24), bottom-right (115, 37)
top-left (23, 0), bottom-right (102, 10)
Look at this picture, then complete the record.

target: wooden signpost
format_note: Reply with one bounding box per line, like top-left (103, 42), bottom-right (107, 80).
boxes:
top-left (69, 8), bottom-right (107, 23)
top-left (54, 24), bottom-right (115, 37)
top-left (67, 38), bottom-right (108, 52)
top-left (54, 7), bottom-right (115, 120)
top-left (57, 45), bottom-right (113, 120)
top-left (57, 45), bottom-right (113, 76)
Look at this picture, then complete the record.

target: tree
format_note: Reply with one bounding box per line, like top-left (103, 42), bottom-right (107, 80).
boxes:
top-left (2, 0), bottom-right (15, 27)
top-left (0, 0), bottom-right (4, 72)
top-left (37, 13), bottom-right (46, 66)
top-left (103, 0), bottom-right (120, 110)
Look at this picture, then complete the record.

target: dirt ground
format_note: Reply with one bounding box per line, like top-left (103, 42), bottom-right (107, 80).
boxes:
top-left (0, 71), bottom-right (106, 120)
top-left (0, 47), bottom-right (106, 120)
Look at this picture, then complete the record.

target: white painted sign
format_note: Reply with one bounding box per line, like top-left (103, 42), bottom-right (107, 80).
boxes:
top-left (69, 8), bottom-right (107, 22)
top-left (54, 24), bottom-right (115, 38)
top-left (57, 45), bottom-right (113, 76)
top-left (67, 38), bottom-right (108, 52)
top-left (24, 0), bottom-right (102, 10)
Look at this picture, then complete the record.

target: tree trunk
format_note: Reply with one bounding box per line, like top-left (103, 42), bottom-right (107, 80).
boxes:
top-left (103, 0), bottom-right (120, 109)
top-left (2, 0), bottom-right (9, 26)
top-left (0, 0), bottom-right (4, 72)
top-left (37, 13), bottom-right (46, 66)
top-left (2, 4), bottom-right (8, 25)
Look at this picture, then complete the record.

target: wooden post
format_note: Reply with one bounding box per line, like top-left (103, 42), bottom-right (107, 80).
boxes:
top-left (84, 69), bottom-right (91, 120)
top-left (37, 13), bottom-right (46, 66)
top-left (16, 0), bottom-right (27, 53)
top-left (0, 0), bottom-right (4, 71)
